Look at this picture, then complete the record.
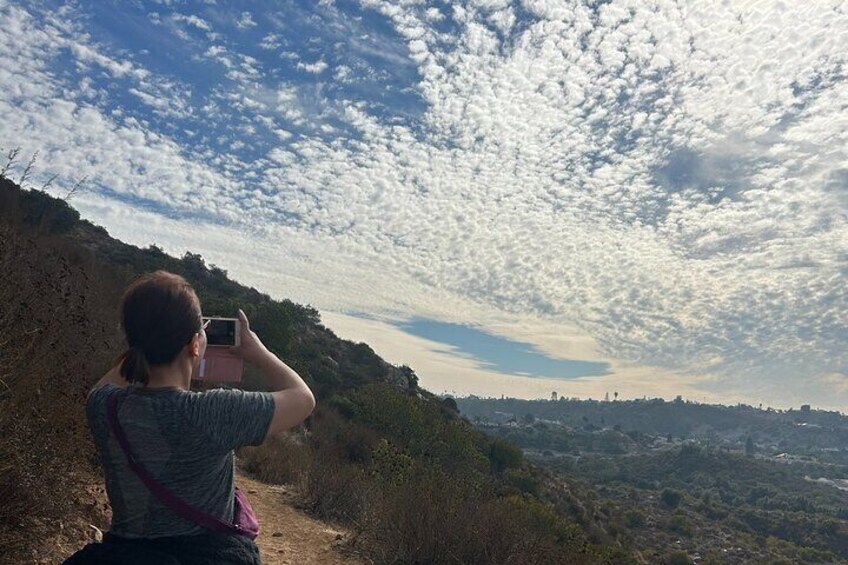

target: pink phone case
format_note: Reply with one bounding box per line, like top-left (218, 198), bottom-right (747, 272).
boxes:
top-left (194, 347), bottom-right (244, 383)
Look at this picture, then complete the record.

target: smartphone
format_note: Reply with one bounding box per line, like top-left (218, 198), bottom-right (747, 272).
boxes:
top-left (193, 317), bottom-right (243, 383)
top-left (203, 317), bottom-right (241, 347)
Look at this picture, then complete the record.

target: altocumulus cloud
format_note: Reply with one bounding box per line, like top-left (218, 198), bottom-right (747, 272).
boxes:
top-left (1, 0), bottom-right (847, 408)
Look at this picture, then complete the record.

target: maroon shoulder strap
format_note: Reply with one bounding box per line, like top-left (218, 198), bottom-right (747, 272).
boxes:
top-left (106, 390), bottom-right (246, 536)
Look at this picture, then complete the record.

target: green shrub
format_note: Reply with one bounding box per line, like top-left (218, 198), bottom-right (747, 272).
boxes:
top-left (666, 550), bottom-right (692, 565)
top-left (661, 488), bottom-right (683, 509)
top-left (369, 438), bottom-right (414, 487)
top-left (624, 509), bottom-right (646, 528)
top-left (668, 512), bottom-right (693, 537)
top-left (488, 437), bottom-right (524, 472)
top-left (348, 383), bottom-right (489, 472)
top-left (504, 468), bottom-right (541, 497)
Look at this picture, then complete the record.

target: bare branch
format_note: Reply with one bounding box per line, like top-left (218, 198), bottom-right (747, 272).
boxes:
top-left (18, 150), bottom-right (38, 188)
top-left (0, 147), bottom-right (21, 179)
top-left (40, 173), bottom-right (59, 193)
top-left (64, 175), bottom-right (88, 200)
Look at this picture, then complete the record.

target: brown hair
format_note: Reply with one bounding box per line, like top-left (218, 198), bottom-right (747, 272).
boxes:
top-left (119, 271), bottom-right (201, 385)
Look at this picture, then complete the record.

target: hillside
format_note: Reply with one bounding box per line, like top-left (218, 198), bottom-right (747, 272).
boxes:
top-left (0, 178), bottom-right (629, 564)
top-left (457, 396), bottom-right (848, 563)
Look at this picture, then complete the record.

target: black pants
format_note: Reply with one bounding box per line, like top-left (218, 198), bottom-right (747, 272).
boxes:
top-left (62, 531), bottom-right (262, 565)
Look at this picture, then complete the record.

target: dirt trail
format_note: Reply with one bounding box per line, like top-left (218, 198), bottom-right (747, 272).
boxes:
top-left (35, 468), bottom-right (367, 565)
top-left (236, 471), bottom-right (368, 565)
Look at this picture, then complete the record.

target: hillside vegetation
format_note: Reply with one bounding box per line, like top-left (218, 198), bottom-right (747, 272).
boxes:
top-left (0, 179), bottom-right (630, 564)
top-left (458, 396), bottom-right (848, 563)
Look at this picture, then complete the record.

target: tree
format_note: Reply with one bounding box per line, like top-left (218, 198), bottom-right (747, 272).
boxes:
top-left (441, 396), bottom-right (458, 413)
top-left (488, 438), bottom-right (523, 472)
top-left (745, 436), bottom-right (755, 457)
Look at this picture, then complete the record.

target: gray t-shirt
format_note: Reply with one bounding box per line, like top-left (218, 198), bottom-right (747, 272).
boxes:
top-left (86, 383), bottom-right (275, 539)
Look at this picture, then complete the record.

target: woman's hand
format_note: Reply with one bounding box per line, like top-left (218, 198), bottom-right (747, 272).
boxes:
top-left (228, 309), bottom-right (270, 365)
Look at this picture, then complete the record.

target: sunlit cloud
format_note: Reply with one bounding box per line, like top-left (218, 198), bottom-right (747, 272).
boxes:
top-left (235, 11), bottom-right (256, 30)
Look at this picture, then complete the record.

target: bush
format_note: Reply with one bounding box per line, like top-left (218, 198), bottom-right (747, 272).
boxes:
top-left (239, 433), bottom-right (312, 487)
top-left (301, 447), bottom-right (367, 523)
top-left (504, 468), bottom-right (541, 497)
top-left (354, 469), bottom-right (592, 565)
top-left (489, 437), bottom-right (524, 472)
top-left (661, 488), bottom-right (683, 509)
top-left (666, 550), bottom-right (692, 565)
top-left (624, 509), bottom-right (646, 528)
top-left (668, 512), bottom-right (693, 537)
top-left (273, 402), bottom-right (603, 564)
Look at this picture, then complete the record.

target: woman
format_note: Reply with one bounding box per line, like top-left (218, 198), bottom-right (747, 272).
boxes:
top-left (65, 271), bottom-right (315, 564)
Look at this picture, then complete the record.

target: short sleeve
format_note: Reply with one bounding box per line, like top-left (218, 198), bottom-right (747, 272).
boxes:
top-left (86, 383), bottom-right (120, 421)
top-left (182, 388), bottom-right (275, 451)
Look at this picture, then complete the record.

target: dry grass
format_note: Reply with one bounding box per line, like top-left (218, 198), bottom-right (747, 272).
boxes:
top-left (0, 206), bottom-right (125, 561)
top-left (240, 433), bottom-right (314, 488)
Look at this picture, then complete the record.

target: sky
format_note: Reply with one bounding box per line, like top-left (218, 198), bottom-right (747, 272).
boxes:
top-left (1, 0), bottom-right (847, 410)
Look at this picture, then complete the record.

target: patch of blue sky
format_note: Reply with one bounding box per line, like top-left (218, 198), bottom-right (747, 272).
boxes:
top-left (30, 5), bottom-right (197, 127)
top-left (395, 319), bottom-right (612, 380)
top-left (205, 7), bottom-right (418, 101)
top-left (25, 0), bottom-right (450, 208)
top-left (309, 1), bottom-right (427, 119)
top-left (215, 0), bottom-right (429, 119)
top-left (91, 183), bottom-right (228, 226)
top-left (92, 180), bottom-right (305, 230)
top-left (80, 3), bottom-right (199, 76)
top-left (44, 48), bottom-right (182, 141)
top-left (46, 1), bottom-right (418, 152)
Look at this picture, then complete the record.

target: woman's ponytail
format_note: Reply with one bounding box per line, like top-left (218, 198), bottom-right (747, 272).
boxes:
top-left (120, 346), bottom-right (151, 385)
